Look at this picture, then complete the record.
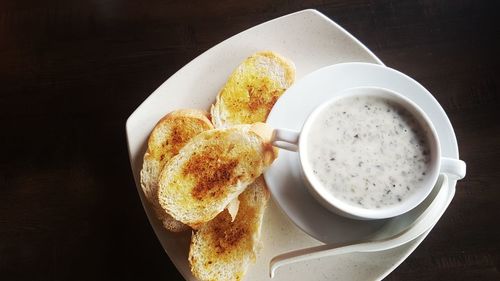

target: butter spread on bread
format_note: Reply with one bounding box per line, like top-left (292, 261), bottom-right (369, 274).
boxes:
top-left (140, 109), bottom-right (213, 232)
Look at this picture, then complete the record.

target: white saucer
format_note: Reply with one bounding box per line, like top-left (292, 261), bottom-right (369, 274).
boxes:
top-left (264, 62), bottom-right (460, 244)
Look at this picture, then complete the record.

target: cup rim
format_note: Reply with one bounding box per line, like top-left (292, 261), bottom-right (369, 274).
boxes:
top-left (298, 86), bottom-right (441, 220)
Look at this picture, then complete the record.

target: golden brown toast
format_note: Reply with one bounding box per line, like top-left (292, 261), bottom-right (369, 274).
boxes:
top-left (157, 124), bottom-right (276, 229)
top-left (189, 177), bottom-right (270, 281)
top-left (211, 51), bottom-right (295, 128)
top-left (140, 109), bottom-right (213, 232)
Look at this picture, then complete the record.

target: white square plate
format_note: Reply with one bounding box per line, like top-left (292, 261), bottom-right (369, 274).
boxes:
top-left (126, 9), bottom-right (458, 281)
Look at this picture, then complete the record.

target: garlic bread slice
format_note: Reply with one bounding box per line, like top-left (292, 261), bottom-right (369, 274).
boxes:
top-left (140, 109), bottom-right (213, 232)
top-left (157, 123), bottom-right (276, 229)
top-left (211, 51), bottom-right (295, 128)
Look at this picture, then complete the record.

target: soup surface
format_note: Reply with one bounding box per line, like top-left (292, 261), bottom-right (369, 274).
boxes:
top-left (307, 95), bottom-right (431, 209)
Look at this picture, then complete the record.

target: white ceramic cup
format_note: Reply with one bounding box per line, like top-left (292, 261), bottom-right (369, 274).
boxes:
top-left (271, 86), bottom-right (466, 220)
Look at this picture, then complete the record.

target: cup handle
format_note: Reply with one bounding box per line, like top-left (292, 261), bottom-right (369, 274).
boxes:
top-left (440, 157), bottom-right (466, 180)
top-left (272, 128), bottom-right (301, 152)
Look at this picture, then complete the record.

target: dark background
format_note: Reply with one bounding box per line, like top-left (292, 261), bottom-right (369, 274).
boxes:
top-left (1, 0), bottom-right (499, 280)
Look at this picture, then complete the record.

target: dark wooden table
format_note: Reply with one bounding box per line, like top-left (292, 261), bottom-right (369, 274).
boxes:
top-left (1, 1), bottom-right (499, 280)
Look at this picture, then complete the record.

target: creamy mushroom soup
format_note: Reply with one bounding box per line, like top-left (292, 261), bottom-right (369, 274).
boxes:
top-left (306, 95), bottom-right (431, 209)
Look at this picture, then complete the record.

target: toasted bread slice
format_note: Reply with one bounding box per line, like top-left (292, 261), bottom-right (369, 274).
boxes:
top-left (157, 123), bottom-right (276, 229)
top-left (140, 109), bottom-right (213, 232)
top-left (211, 51), bottom-right (295, 128)
top-left (189, 176), bottom-right (270, 281)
